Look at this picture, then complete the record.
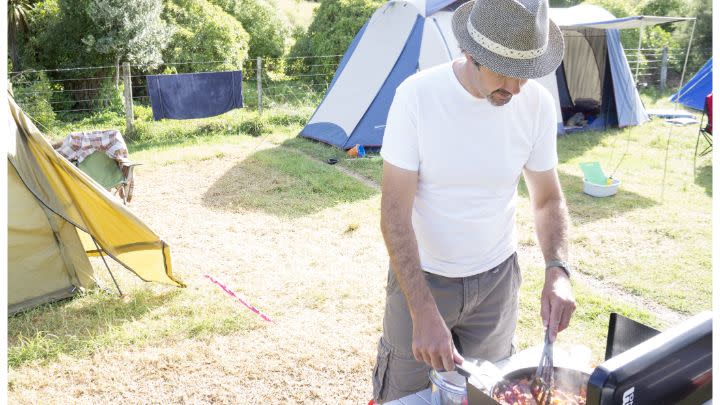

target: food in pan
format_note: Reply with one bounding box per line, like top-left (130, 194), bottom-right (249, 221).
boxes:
top-left (492, 377), bottom-right (587, 405)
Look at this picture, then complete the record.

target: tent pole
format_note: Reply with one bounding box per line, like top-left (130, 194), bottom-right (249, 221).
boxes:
top-left (676, 19), bottom-right (697, 98)
top-left (91, 237), bottom-right (124, 297)
top-left (634, 25), bottom-right (643, 83)
top-left (661, 18), bottom-right (697, 201)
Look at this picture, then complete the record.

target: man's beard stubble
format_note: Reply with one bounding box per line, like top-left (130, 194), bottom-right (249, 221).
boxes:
top-left (488, 89), bottom-right (513, 106)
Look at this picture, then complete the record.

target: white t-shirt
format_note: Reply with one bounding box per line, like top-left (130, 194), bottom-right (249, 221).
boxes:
top-left (380, 61), bottom-right (558, 278)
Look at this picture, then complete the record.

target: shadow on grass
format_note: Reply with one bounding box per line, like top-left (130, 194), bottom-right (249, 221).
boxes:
top-left (519, 170), bottom-right (657, 224)
top-left (281, 137), bottom-right (384, 185)
top-left (8, 288), bottom-right (182, 368)
top-left (557, 129), bottom-right (616, 164)
top-left (694, 163), bottom-right (712, 196)
top-left (202, 145), bottom-right (378, 217)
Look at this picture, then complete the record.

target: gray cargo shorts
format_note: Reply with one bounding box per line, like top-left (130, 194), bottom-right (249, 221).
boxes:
top-left (372, 252), bottom-right (522, 403)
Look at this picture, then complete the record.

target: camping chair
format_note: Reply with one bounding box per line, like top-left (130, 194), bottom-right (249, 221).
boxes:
top-left (694, 93), bottom-right (712, 177)
top-left (54, 129), bottom-right (140, 204)
top-left (76, 152), bottom-right (140, 204)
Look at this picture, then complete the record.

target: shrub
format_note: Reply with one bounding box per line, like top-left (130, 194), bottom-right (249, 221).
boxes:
top-left (209, 0), bottom-right (289, 59)
top-left (94, 80), bottom-right (125, 115)
top-left (10, 72), bottom-right (57, 129)
top-left (239, 112), bottom-right (271, 137)
top-left (267, 111), bottom-right (310, 127)
top-left (134, 104), bottom-right (154, 122)
top-left (162, 0), bottom-right (250, 73)
top-left (288, 0), bottom-right (383, 83)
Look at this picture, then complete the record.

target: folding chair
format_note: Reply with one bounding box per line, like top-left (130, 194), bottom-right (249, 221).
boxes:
top-left (76, 152), bottom-right (140, 204)
top-left (54, 129), bottom-right (140, 204)
top-left (694, 93), bottom-right (712, 178)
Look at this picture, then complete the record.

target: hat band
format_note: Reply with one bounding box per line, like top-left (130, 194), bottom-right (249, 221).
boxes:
top-left (466, 20), bottom-right (547, 60)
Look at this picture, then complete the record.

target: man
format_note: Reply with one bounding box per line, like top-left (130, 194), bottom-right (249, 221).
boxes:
top-left (372, 0), bottom-right (576, 402)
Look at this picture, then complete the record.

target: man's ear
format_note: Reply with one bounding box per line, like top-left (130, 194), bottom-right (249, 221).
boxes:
top-left (462, 50), bottom-right (471, 63)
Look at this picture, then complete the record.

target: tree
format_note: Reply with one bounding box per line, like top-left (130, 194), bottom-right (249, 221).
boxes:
top-left (289, 0), bottom-right (383, 82)
top-left (680, 0), bottom-right (712, 73)
top-left (210, 0), bottom-right (290, 59)
top-left (8, 0), bottom-right (33, 72)
top-left (82, 0), bottom-right (172, 87)
top-left (161, 0), bottom-right (250, 73)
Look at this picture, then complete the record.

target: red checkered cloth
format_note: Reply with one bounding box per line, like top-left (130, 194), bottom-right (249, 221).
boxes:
top-left (55, 129), bottom-right (129, 163)
top-left (55, 129), bottom-right (136, 202)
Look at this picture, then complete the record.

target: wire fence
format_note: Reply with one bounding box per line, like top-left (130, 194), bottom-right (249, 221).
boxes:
top-left (623, 46), bottom-right (712, 88)
top-left (9, 54), bottom-right (344, 126)
top-left (8, 46), bottom-right (711, 133)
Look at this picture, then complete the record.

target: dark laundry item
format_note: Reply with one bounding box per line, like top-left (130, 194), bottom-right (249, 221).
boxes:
top-left (147, 70), bottom-right (243, 120)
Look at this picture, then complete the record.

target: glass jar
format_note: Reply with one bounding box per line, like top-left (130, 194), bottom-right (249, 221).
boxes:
top-left (429, 368), bottom-right (468, 405)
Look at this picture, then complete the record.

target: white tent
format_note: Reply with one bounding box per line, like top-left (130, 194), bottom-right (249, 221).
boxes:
top-left (300, 1), bottom-right (692, 149)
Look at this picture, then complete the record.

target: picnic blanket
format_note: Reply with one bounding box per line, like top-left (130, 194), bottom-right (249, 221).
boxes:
top-left (55, 129), bottom-right (129, 164)
top-left (146, 70), bottom-right (244, 120)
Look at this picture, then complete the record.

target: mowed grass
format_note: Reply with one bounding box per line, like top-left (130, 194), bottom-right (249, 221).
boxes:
top-left (202, 146), bottom-right (377, 217)
top-left (8, 277), bottom-right (264, 368)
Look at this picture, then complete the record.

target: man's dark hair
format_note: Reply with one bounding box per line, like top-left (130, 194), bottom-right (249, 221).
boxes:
top-left (461, 49), bottom-right (481, 68)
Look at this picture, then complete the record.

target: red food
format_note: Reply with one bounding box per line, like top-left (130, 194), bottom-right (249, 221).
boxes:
top-left (492, 377), bottom-right (586, 405)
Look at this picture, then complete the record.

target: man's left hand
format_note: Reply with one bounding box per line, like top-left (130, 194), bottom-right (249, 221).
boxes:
top-left (541, 267), bottom-right (576, 342)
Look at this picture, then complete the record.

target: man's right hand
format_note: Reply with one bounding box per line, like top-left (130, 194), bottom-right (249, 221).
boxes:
top-left (411, 310), bottom-right (464, 371)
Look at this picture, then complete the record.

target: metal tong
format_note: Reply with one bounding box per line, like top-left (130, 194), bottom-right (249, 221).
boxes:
top-left (531, 328), bottom-right (554, 405)
top-left (455, 359), bottom-right (511, 394)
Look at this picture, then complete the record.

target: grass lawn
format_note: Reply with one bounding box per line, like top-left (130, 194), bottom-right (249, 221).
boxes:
top-left (7, 89), bottom-right (711, 403)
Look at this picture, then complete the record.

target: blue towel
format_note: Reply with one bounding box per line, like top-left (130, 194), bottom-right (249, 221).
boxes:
top-left (146, 71), bottom-right (243, 120)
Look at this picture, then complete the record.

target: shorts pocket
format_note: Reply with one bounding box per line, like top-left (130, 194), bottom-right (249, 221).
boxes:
top-left (372, 338), bottom-right (392, 401)
top-left (373, 338), bottom-right (430, 402)
top-left (511, 254), bottom-right (522, 293)
top-left (386, 353), bottom-right (431, 393)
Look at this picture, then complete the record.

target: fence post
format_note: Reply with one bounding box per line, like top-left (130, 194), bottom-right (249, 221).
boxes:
top-left (122, 62), bottom-right (134, 136)
top-left (659, 46), bottom-right (668, 92)
top-left (257, 57), bottom-right (263, 115)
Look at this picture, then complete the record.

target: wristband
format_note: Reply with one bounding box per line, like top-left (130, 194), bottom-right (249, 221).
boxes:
top-left (546, 260), bottom-right (571, 278)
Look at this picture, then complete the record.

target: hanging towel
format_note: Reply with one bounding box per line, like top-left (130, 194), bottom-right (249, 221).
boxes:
top-left (146, 70), bottom-right (243, 120)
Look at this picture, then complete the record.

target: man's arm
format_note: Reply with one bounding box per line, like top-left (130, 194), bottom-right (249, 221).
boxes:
top-left (381, 161), bottom-right (462, 371)
top-left (523, 167), bottom-right (576, 341)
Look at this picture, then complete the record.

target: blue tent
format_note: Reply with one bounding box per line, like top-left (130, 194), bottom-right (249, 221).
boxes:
top-left (300, 1), bottom-right (688, 149)
top-left (670, 58), bottom-right (712, 111)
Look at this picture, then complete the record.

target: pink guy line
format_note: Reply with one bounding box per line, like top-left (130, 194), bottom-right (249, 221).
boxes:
top-left (204, 274), bottom-right (273, 322)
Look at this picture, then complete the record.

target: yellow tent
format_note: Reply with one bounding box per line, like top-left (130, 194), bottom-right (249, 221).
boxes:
top-left (7, 95), bottom-right (184, 315)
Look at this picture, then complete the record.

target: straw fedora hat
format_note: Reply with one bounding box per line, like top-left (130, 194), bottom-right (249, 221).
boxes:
top-left (451, 0), bottom-right (564, 79)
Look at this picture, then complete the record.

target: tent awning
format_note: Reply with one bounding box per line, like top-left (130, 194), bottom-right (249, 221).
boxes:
top-left (550, 4), bottom-right (693, 30)
top-left (563, 15), bottom-right (694, 30)
top-left (413, 2), bottom-right (695, 29)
